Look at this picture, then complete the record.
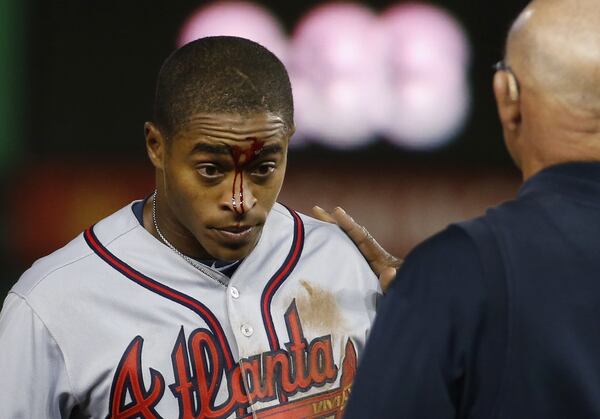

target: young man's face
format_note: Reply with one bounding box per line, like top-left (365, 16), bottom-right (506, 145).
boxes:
top-left (147, 112), bottom-right (291, 261)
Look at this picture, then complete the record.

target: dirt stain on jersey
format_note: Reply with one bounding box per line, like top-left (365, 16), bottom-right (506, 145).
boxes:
top-left (295, 280), bottom-right (344, 333)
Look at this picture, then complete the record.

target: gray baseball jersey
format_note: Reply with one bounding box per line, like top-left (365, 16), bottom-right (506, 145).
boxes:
top-left (0, 201), bottom-right (379, 418)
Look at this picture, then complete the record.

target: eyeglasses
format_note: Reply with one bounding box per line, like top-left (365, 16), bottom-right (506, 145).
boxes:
top-left (493, 59), bottom-right (521, 100)
top-left (493, 60), bottom-right (510, 72)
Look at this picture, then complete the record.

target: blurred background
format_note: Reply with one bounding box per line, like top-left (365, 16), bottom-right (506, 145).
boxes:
top-left (1, 0), bottom-right (529, 299)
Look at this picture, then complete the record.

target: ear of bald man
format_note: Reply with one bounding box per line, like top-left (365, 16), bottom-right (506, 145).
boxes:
top-left (312, 206), bottom-right (402, 292)
top-left (493, 67), bottom-right (525, 173)
top-left (494, 69), bottom-right (522, 132)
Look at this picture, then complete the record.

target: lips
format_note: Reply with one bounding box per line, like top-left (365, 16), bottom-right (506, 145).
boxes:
top-left (219, 225), bottom-right (253, 233)
top-left (211, 225), bottom-right (256, 244)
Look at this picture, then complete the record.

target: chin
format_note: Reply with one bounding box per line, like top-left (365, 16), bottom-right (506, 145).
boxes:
top-left (205, 234), bottom-right (260, 261)
top-left (202, 226), bottom-right (263, 261)
top-left (209, 245), bottom-right (253, 262)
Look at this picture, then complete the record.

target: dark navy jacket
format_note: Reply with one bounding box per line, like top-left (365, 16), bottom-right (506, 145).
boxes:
top-left (345, 162), bottom-right (600, 419)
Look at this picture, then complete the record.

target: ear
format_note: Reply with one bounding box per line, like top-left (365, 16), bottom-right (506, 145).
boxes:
top-left (284, 125), bottom-right (296, 147)
top-left (145, 122), bottom-right (166, 170)
top-left (493, 71), bottom-right (521, 132)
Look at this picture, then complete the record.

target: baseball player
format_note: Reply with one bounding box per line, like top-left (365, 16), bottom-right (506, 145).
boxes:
top-left (0, 37), bottom-right (379, 418)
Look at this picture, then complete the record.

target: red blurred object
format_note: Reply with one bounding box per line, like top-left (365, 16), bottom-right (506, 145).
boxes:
top-left (9, 162), bottom-right (154, 264)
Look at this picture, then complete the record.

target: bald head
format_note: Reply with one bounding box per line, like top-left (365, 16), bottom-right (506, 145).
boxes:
top-left (494, 0), bottom-right (600, 179)
top-left (506, 0), bottom-right (600, 112)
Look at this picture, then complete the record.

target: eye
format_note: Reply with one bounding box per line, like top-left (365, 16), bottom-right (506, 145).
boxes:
top-left (251, 162), bottom-right (276, 178)
top-left (197, 164), bottom-right (224, 179)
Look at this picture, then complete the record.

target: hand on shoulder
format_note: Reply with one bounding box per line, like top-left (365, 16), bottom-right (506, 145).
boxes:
top-left (312, 206), bottom-right (402, 292)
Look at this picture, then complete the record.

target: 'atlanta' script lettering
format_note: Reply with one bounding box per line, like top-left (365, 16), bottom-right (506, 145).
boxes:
top-left (107, 300), bottom-right (356, 419)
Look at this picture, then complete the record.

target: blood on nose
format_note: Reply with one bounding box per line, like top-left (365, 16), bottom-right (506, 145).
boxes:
top-left (229, 138), bottom-right (264, 214)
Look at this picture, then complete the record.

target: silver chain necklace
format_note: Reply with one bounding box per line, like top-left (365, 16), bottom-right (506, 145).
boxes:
top-left (151, 191), bottom-right (228, 287)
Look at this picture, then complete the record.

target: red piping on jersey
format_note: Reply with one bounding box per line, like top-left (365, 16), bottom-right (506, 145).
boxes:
top-left (83, 227), bottom-right (236, 372)
top-left (260, 206), bottom-right (305, 403)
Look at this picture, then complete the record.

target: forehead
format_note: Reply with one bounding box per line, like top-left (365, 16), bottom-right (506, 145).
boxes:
top-left (172, 112), bottom-right (289, 145)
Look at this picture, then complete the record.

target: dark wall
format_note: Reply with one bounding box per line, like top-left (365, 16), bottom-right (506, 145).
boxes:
top-left (26, 0), bottom-right (528, 163)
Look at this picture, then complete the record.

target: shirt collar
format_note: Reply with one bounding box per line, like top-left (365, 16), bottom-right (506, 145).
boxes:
top-left (518, 161), bottom-right (600, 203)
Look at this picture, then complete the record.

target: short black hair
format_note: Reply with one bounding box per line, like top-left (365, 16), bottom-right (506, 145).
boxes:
top-left (153, 36), bottom-right (294, 137)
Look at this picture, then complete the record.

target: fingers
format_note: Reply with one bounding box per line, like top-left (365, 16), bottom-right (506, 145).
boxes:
top-left (382, 254), bottom-right (404, 270)
top-left (313, 206), bottom-right (376, 252)
top-left (330, 207), bottom-right (398, 268)
top-left (330, 207), bottom-right (371, 245)
top-left (311, 206), bottom-right (337, 223)
top-left (312, 205), bottom-right (371, 247)
top-left (312, 205), bottom-right (403, 285)
top-left (378, 267), bottom-right (397, 293)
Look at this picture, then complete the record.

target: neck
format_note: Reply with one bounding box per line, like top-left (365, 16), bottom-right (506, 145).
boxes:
top-left (519, 98), bottom-right (600, 180)
top-left (144, 191), bottom-right (212, 259)
top-left (521, 142), bottom-right (600, 180)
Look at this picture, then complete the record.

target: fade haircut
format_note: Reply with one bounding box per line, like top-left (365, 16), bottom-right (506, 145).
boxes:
top-left (153, 36), bottom-right (294, 138)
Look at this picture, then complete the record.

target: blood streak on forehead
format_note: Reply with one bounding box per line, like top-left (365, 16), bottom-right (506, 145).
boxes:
top-left (229, 138), bottom-right (265, 215)
top-left (228, 137), bottom-right (265, 168)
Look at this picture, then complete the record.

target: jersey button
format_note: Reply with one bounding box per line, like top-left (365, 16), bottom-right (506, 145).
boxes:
top-left (230, 287), bottom-right (240, 299)
top-left (241, 324), bottom-right (254, 337)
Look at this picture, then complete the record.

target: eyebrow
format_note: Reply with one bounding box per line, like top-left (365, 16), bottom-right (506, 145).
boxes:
top-left (191, 142), bottom-right (284, 157)
top-left (191, 143), bottom-right (230, 155)
top-left (256, 144), bottom-right (284, 157)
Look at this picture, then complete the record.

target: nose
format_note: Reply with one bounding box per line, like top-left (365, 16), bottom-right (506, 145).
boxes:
top-left (221, 172), bottom-right (257, 215)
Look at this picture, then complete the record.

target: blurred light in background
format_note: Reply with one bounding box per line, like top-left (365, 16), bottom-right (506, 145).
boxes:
top-left (177, 1), bottom-right (471, 151)
top-left (379, 4), bottom-right (470, 149)
top-left (177, 1), bottom-right (289, 63)
top-left (290, 3), bottom-right (385, 148)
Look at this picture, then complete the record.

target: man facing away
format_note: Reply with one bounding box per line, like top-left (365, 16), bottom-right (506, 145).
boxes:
top-left (331, 0), bottom-right (600, 417)
top-left (0, 36), bottom-right (380, 418)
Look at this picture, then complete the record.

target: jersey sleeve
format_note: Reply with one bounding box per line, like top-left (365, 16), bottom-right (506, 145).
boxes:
top-left (0, 292), bottom-right (79, 418)
top-left (344, 225), bottom-right (507, 419)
